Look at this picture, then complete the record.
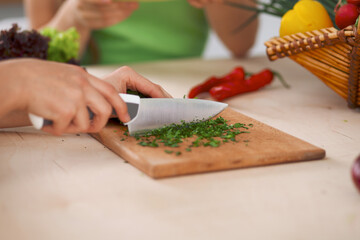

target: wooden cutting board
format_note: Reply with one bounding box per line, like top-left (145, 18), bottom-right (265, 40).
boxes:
top-left (90, 108), bottom-right (325, 178)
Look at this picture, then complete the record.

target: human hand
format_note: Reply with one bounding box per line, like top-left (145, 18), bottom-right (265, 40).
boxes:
top-left (4, 59), bottom-right (130, 135)
top-left (67, 0), bottom-right (139, 30)
top-left (187, 0), bottom-right (223, 8)
top-left (103, 66), bottom-right (172, 98)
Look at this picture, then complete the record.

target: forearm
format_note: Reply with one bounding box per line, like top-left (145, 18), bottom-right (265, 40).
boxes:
top-left (25, 0), bottom-right (91, 55)
top-left (205, 1), bottom-right (259, 57)
top-left (46, 1), bottom-right (91, 54)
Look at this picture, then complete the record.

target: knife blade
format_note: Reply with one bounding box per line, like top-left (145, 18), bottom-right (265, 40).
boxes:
top-left (28, 93), bottom-right (228, 135)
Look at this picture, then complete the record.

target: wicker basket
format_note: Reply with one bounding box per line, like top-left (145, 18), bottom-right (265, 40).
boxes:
top-left (264, 24), bottom-right (360, 109)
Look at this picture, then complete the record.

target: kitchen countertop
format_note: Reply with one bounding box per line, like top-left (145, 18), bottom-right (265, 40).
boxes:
top-left (0, 56), bottom-right (359, 240)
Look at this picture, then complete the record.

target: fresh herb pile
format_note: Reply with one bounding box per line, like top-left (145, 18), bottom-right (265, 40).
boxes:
top-left (123, 116), bottom-right (253, 155)
top-left (0, 24), bottom-right (79, 64)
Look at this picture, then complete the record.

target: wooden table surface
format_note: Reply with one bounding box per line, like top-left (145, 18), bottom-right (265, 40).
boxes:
top-left (1, 56), bottom-right (359, 240)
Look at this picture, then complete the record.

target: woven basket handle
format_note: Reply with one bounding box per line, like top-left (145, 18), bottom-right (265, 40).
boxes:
top-left (356, 18), bottom-right (360, 39)
top-left (347, 18), bottom-right (360, 108)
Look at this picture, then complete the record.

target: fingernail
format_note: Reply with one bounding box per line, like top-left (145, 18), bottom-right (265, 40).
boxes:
top-left (123, 113), bottom-right (131, 123)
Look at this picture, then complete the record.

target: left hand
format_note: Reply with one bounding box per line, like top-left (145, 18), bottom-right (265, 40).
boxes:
top-left (103, 66), bottom-right (172, 98)
top-left (187, 0), bottom-right (223, 8)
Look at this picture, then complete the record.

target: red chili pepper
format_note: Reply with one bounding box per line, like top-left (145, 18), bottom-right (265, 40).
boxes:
top-left (348, 0), bottom-right (360, 6)
top-left (188, 67), bottom-right (245, 98)
top-left (209, 69), bottom-right (289, 101)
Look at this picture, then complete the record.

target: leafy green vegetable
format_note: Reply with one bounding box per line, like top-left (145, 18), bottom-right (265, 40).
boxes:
top-left (0, 24), bottom-right (49, 60)
top-left (41, 27), bottom-right (79, 63)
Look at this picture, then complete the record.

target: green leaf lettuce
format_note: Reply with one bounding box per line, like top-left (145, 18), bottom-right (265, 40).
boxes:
top-left (41, 27), bottom-right (79, 63)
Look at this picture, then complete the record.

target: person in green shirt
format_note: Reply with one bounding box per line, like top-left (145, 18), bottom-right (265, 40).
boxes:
top-left (25, 0), bottom-right (258, 65)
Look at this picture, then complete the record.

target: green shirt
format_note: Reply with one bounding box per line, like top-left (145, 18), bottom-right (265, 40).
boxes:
top-left (81, 1), bottom-right (209, 65)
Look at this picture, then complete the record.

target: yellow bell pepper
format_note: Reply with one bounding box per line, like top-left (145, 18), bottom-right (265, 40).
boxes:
top-left (279, 0), bottom-right (333, 37)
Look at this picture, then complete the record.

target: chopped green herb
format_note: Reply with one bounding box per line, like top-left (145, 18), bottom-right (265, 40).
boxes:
top-left (165, 150), bottom-right (173, 154)
top-left (132, 117), bottom-right (252, 155)
top-left (138, 140), bottom-right (159, 147)
top-left (233, 123), bottom-right (243, 128)
top-left (138, 141), bottom-right (148, 146)
top-left (175, 151), bottom-right (181, 156)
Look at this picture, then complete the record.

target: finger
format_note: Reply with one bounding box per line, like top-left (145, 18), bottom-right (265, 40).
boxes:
top-left (188, 0), bottom-right (204, 8)
top-left (70, 102), bottom-right (91, 133)
top-left (104, 66), bottom-right (172, 98)
top-left (114, 2), bottom-right (139, 10)
top-left (88, 75), bottom-right (131, 123)
top-left (35, 83), bottom-right (89, 135)
top-left (78, 6), bottom-right (136, 28)
top-left (42, 102), bottom-right (76, 135)
top-left (76, 0), bottom-right (138, 26)
top-left (86, 91), bottom-right (112, 132)
top-left (82, 1), bottom-right (138, 12)
top-left (77, 12), bottom-right (115, 29)
top-left (127, 73), bottom-right (172, 98)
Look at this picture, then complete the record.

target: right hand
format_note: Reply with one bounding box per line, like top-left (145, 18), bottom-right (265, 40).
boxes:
top-left (102, 66), bottom-right (172, 99)
top-left (6, 59), bottom-right (129, 135)
top-left (67, 0), bottom-right (139, 30)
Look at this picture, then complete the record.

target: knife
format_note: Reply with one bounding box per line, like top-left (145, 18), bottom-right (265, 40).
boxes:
top-left (29, 93), bottom-right (228, 135)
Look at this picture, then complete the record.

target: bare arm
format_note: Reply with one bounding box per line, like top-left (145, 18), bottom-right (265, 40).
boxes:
top-left (205, 1), bottom-right (258, 57)
top-left (24, 0), bottom-right (90, 54)
top-left (188, 0), bottom-right (258, 57)
top-left (24, 0), bottom-right (138, 56)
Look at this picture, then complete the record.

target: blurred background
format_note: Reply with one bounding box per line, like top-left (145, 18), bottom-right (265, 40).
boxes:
top-left (0, 0), bottom-right (281, 59)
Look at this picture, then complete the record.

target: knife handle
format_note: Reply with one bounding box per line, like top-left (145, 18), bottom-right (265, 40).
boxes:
top-left (29, 93), bottom-right (140, 130)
